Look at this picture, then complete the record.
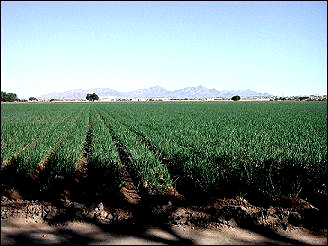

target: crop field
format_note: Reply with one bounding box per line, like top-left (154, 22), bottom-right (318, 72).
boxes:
top-left (1, 101), bottom-right (327, 204)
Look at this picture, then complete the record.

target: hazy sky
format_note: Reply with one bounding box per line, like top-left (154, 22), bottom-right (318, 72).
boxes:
top-left (1, 1), bottom-right (327, 98)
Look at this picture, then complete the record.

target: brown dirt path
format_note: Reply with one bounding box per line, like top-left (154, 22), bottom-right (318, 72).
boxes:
top-left (2, 193), bottom-right (327, 245)
top-left (1, 218), bottom-right (326, 245)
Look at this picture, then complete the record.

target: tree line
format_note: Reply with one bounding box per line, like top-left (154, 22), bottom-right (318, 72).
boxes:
top-left (1, 91), bottom-right (18, 102)
top-left (2, 91), bottom-right (240, 102)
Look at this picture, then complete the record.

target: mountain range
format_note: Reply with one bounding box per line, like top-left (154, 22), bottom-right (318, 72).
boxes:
top-left (38, 86), bottom-right (273, 99)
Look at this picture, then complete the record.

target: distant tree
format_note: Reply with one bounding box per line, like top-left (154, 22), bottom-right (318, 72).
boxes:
top-left (1, 91), bottom-right (6, 101)
top-left (93, 93), bottom-right (99, 101)
top-left (86, 93), bottom-right (99, 102)
top-left (1, 91), bottom-right (18, 102)
top-left (231, 95), bottom-right (241, 101)
top-left (29, 97), bottom-right (38, 101)
top-left (299, 96), bottom-right (309, 101)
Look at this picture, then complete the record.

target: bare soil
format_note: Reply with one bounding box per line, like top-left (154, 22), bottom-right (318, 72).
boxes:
top-left (1, 189), bottom-right (327, 245)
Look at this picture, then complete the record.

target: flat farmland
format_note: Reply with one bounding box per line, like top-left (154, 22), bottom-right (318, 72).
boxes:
top-left (2, 101), bottom-right (326, 198)
top-left (1, 101), bottom-right (327, 234)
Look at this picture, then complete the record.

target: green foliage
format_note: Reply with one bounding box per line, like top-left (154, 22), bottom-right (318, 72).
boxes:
top-left (1, 91), bottom-right (18, 102)
top-left (87, 108), bottom-right (123, 193)
top-left (1, 103), bottom-right (87, 172)
top-left (231, 95), bottom-right (241, 101)
top-left (94, 101), bottom-right (326, 197)
top-left (1, 101), bottom-right (326, 198)
top-left (86, 93), bottom-right (99, 101)
top-left (96, 107), bottom-right (173, 194)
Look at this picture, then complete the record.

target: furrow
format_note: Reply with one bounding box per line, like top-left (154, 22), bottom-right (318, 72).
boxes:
top-left (97, 110), bottom-right (142, 204)
top-left (1, 113), bottom-right (75, 171)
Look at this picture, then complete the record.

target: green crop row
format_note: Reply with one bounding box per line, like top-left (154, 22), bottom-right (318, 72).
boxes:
top-left (96, 107), bottom-right (173, 194)
top-left (44, 106), bottom-right (89, 177)
top-left (87, 107), bottom-right (123, 195)
top-left (1, 101), bottom-right (326, 200)
top-left (95, 101), bottom-right (327, 198)
top-left (1, 103), bottom-right (72, 163)
top-left (1, 104), bottom-right (82, 171)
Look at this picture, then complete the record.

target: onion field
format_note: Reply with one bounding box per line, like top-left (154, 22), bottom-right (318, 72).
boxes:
top-left (1, 101), bottom-right (327, 202)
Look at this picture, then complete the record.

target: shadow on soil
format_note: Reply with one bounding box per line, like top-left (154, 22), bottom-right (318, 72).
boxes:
top-left (2, 189), bottom-right (327, 245)
top-left (1, 159), bottom-right (327, 245)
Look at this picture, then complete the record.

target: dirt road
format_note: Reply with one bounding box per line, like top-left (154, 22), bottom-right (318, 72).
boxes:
top-left (1, 217), bottom-right (326, 245)
top-left (2, 192), bottom-right (327, 245)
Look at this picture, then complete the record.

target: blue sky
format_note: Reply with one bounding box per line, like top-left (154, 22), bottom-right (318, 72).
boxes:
top-left (1, 1), bottom-right (327, 98)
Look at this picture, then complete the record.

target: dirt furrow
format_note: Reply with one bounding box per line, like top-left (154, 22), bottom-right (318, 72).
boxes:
top-left (1, 114), bottom-right (75, 171)
top-left (111, 118), bottom-right (189, 201)
top-left (54, 112), bottom-right (95, 207)
top-left (74, 113), bottom-right (93, 179)
top-left (97, 111), bottom-right (142, 205)
top-left (30, 142), bottom-right (63, 182)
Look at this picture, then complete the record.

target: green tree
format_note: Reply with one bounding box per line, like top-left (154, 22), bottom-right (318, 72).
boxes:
top-left (29, 97), bottom-right (38, 101)
top-left (231, 95), bottom-right (241, 101)
top-left (1, 91), bottom-right (18, 102)
top-left (86, 93), bottom-right (99, 102)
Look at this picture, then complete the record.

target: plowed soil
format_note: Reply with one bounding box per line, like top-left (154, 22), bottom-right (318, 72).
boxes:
top-left (1, 188), bottom-right (327, 245)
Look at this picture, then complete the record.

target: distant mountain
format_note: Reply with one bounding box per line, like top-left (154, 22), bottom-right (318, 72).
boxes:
top-left (38, 86), bottom-right (273, 99)
top-left (170, 86), bottom-right (221, 98)
top-left (126, 86), bottom-right (172, 98)
top-left (219, 89), bottom-right (272, 98)
top-left (39, 88), bottom-right (124, 99)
